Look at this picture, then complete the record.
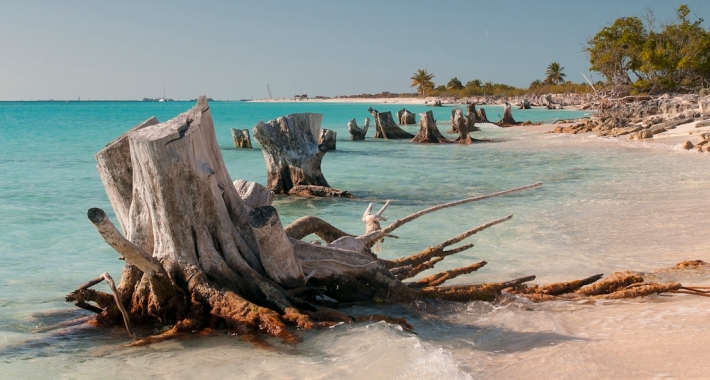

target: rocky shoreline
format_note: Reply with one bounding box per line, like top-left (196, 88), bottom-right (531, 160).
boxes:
top-left (548, 94), bottom-right (710, 153)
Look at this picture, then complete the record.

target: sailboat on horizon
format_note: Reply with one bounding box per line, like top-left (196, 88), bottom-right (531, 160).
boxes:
top-left (158, 85), bottom-right (167, 102)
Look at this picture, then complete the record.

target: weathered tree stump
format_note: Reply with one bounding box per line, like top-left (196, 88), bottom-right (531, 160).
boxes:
top-left (396, 108), bottom-right (416, 125)
top-left (452, 108), bottom-right (474, 144)
top-left (496, 102), bottom-right (519, 127)
top-left (230, 128), bottom-right (252, 149)
top-left (318, 128), bottom-right (337, 151)
top-left (347, 118), bottom-right (369, 140)
top-left (411, 111), bottom-right (452, 144)
top-left (477, 107), bottom-right (490, 123)
top-left (465, 103), bottom-right (481, 132)
top-left (520, 98), bottom-right (531, 109)
top-left (368, 107), bottom-right (415, 139)
top-left (252, 113), bottom-right (332, 194)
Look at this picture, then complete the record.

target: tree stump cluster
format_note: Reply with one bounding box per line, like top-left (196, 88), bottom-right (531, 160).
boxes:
top-left (63, 98), bottom-right (707, 346)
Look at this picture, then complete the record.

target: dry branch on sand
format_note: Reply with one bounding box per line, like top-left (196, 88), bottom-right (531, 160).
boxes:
top-left (67, 98), bottom-right (707, 346)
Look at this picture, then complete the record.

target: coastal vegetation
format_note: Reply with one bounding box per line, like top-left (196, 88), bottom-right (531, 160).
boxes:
top-left (584, 5), bottom-right (710, 94)
top-left (409, 69), bottom-right (435, 97)
top-left (402, 5), bottom-right (708, 99)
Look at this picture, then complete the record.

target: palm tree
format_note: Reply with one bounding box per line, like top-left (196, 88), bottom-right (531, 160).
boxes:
top-left (410, 69), bottom-right (435, 97)
top-left (545, 62), bottom-right (566, 84)
top-left (446, 77), bottom-right (464, 90)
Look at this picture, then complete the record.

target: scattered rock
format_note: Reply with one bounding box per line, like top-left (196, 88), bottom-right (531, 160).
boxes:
top-left (680, 141), bottom-right (694, 150)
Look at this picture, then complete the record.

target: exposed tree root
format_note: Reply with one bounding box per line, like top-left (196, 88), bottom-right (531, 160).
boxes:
top-left (392, 257), bottom-right (444, 280)
top-left (507, 261), bottom-right (710, 303)
top-left (423, 276), bottom-right (536, 302)
top-left (408, 261), bottom-right (488, 289)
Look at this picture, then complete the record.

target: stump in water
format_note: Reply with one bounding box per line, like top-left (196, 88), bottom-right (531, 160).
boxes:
top-left (368, 107), bottom-right (415, 139)
top-left (252, 113), bottom-right (335, 196)
top-left (230, 128), bottom-right (252, 149)
top-left (477, 107), bottom-right (490, 123)
top-left (520, 98), bottom-right (531, 109)
top-left (452, 108), bottom-right (473, 144)
top-left (496, 102), bottom-right (519, 127)
top-left (465, 104), bottom-right (481, 132)
top-left (318, 129), bottom-right (337, 151)
top-left (347, 118), bottom-right (369, 140)
top-left (396, 108), bottom-right (416, 125)
top-left (411, 111), bottom-right (452, 144)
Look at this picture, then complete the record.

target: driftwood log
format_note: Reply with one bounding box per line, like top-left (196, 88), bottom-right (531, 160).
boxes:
top-left (347, 118), bottom-right (369, 140)
top-left (396, 108), bottom-right (416, 125)
top-left (70, 97), bottom-right (568, 344)
top-left (318, 129), bottom-right (337, 151)
top-left (230, 128), bottom-right (252, 149)
top-left (253, 113), bottom-right (348, 197)
top-left (368, 107), bottom-right (415, 139)
top-left (411, 111), bottom-right (451, 144)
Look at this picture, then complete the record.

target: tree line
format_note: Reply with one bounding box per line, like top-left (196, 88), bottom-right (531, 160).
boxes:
top-left (409, 4), bottom-right (708, 97)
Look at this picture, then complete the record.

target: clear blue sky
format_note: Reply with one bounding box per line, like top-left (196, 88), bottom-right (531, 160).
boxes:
top-left (0, 0), bottom-right (707, 100)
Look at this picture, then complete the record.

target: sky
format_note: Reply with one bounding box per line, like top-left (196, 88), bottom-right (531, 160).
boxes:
top-left (0, 0), bottom-right (707, 100)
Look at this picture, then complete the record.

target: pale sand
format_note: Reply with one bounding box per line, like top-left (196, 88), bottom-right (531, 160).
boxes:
top-left (251, 97), bottom-right (427, 105)
top-left (511, 119), bottom-right (710, 149)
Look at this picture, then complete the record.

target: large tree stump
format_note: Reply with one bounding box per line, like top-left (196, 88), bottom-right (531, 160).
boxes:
top-left (318, 129), bottom-right (337, 151)
top-left (368, 107), bottom-right (415, 139)
top-left (230, 128), bottom-right (252, 149)
top-left (347, 118), bottom-right (369, 140)
top-left (465, 104), bottom-right (481, 132)
top-left (396, 108), bottom-right (416, 125)
top-left (252, 113), bottom-right (331, 194)
top-left (411, 111), bottom-right (452, 144)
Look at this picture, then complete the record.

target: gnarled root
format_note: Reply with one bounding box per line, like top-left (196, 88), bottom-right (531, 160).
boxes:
top-left (408, 261), bottom-right (488, 289)
top-left (285, 215), bottom-right (353, 243)
top-left (423, 276), bottom-right (536, 302)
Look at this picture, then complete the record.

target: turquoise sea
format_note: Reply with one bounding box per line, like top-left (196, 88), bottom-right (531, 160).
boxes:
top-left (1, 101), bottom-right (709, 379)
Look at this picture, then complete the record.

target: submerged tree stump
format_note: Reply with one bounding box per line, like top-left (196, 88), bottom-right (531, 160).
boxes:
top-left (477, 107), bottom-right (490, 123)
top-left (347, 118), bottom-right (369, 140)
top-left (411, 111), bottom-right (452, 144)
top-left (396, 108), bottom-right (416, 125)
top-left (252, 113), bottom-right (331, 194)
top-left (520, 98), bottom-right (531, 109)
top-left (318, 129), bottom-right (337, 151)
top-left (368, 107), bottom-right (415, 139)
top-left (496, 103), bottom-right (519, 127)
top-left (230, 128), bottom-right (252, 149)
top-left (452, 108), bottom-right (473, 144)
top-left (465, 104), bottom-right (481, 132)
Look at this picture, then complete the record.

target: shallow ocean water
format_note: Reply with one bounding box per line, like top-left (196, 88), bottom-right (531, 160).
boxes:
top-left (1, 101), bottom-right (708, 379)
